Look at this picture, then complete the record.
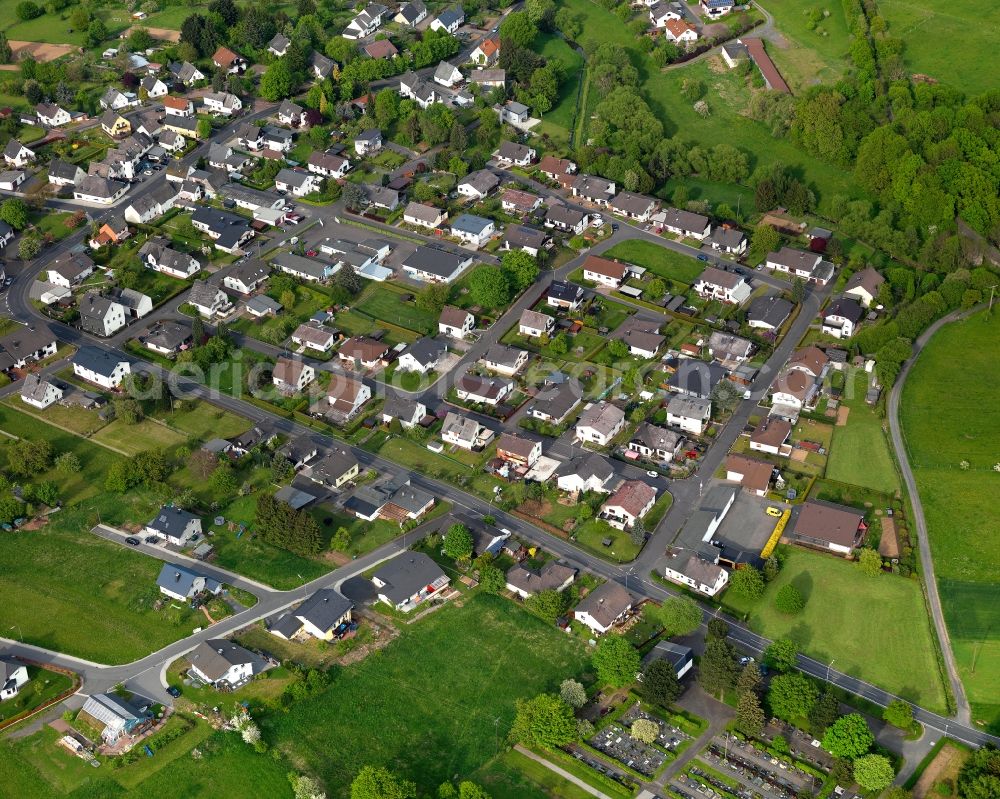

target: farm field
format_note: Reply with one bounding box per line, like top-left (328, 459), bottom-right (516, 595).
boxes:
top-left (264, 593), bottom-right (589, 796)
top-left (0, 516), bottom-right (205, 664)
top-left (723, 547), bottom-right (948, 713)
top-left (603, 239), bottom-right (704, 285)
top-left (758, 0), bottom-right (853, 91)
top-left (900, 309), bottom-right (1000, 731)
top-left (880, 0), bottom-right (1000, 96)
top-left (826, 370), bottom-right (901, 493)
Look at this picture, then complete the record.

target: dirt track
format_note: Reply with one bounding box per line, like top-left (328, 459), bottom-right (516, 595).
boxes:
top-left (126, 25), bottom-right (181, 42)
top-left (9, 41), bottom-right (78, 62)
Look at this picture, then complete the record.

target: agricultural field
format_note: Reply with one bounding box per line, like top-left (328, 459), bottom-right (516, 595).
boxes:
top-left (826, 370), bottom-right (900, 493)
top-left (880, 0), bottom-right (1000, 95)
top-left (900, 309), bottom-right (1000, 731)
top-left (723, 547), bottom-right (948, 713)
top-left (264, 593), bottom-right (589, 796)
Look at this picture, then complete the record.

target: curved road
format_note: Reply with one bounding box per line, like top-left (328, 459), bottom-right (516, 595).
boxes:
top-left (887, 305), bottom-right (987, 726)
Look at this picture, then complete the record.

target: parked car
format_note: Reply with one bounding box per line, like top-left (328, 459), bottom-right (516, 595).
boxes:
top-left (144, 535), bottom-right (159, 544)
top-left (765, 507), bottom-right (782, 518)
top-left (697, 254), bottom-right (709, 262)
top-left (166, 686), bottom-right (181, 697)
top-left (125, 537), bottom-right (141, 546)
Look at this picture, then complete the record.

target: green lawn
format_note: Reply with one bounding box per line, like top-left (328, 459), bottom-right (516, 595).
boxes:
top-left (534, 31), bottom-right (585, 144)
top-left (758, 0), bottom-right (853, 91)
top-left (0, 666), bottom-right (75, 725)
top-left (355, 284), bottom-right (439, 335)
top-left (473, 749), bottom-right (595, 799)
top-left (0, 514), bottom-right (206, 664)
top-left (880, 0), bottom-right (1000, 95)
top-left (0, 1), bottom-right (130, 45)
top-left (91, 418), bottom-right (188, 455)
top-left (154, 402), bottom-right (251, 441)
top-left (723, 547), bottom-right (948, 713)
top-left (4, 397), bottom-right (108, 436)
top-left (603, 240), bottom-right (704, 285)
top-left (264, 593), bottom-right (589, 796)
top-left (826, 370), bottom-right (900, 493)
top-left (899, 309), bottom-right (1000, 731)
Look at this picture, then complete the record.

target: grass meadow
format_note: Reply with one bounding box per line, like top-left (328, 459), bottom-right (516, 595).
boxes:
top-left (603, 239), bottom-right (705, 285)
top-left (757, 0), bottom-right (853, 91)
top-left (900, 309), bottom-right (1000, 730)
top-left (724, 547), bottom-right (948, 713)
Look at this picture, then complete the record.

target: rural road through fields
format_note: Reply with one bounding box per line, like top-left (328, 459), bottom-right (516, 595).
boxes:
top-left (886, 305), bottom-right (989, 727)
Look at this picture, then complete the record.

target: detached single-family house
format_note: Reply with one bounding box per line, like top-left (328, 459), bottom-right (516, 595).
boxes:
top-left (146, 505), bottom-right (201, 545)
top-left (506, 561), bottom-right (575, 599)
top-left (575, 401), bottom-right (625, 446)
top-left (100, 88), bottom-right (136, 111)
top-left (163, 95), bottom-right (194, 118)
top-left (396, 337), bottom-right (447, 374)
top-left (694, 266), bottom-right (752, 304)
top-left (430, 6), bottom-right (464, 34)
top-left (438, 306), bottom-right (474, 339)
top-left (493, 140), bottom-right (536, 167)
top-left (571, 174), bottom-right (616, 206)
top-left (666, 394), bottom-right (711, 435)
top-left (502, 224), bottom-right (549, 257)
top-left (276, 99), bottom-right (306, 127)
top-left (545, 204), bottom-right (589, 234)
top-left (530, 380), bottom-right (582, 426)
top-left (73, 175), bottom-right (128, 204)
top-left (47, 253), bottom-right (95, 288)
top-left (78, 292), bottom-right (127, 337)
top-left (202, 91), bottom-right (242, 116)
top-left (494, 100), bottom-right (530, 126)
top-left (600, 480), bottom-right (656, 530)
top-left (338, 336), bottom-right (390, 369)
top-left (791, 500), bottom-right (866, 556)
top-left (72, 346), bottom-right (130, 388)
top-left (433, 60), bottom-right (463, 88)
top-left (188, 281), bottom-right (232, 319)
top-left (273, 357), bottom-right (315, 393)
top-left (143, 321), bottom-right (193, 356)
top-left (771, 367), bottom-right (818, 413)
top-left (450, 213), bottom-right (495, 248)
top-left (470, 36), bottom-right (499, 66)
top-left (538, 155), bottom-right (577, 181)
top-left (707, 330), bottom-right (753, 365)
top-left (629, 423), bottom-right (684, 464)
top-left (191, 207), bottom-right (254, 253)
top-left (354, 128), bottom-right (382, 155)
top-left (324, 375), bottom-right (372, 420)
top-left (187, 640), bottom-right (260, 689)
top-left (292, 323), bottom-right (335, 353)
top-left (556, 452), bottom-right (616, 494)
top-left (371, 552), bottom-right (450, 612)
top-left (222, 260), bottom-right (269, 295)
top-left (649, 1), bottom-right (681, 27)
top-left (441, 411), bottom-right (494, 450)
top-left (613, 317), bottom-right (664, 359)
top-left (664, 553), bottom-right (728, 596)
top-left (843, 266), bottom-right (885, 308)
top-left (496, 432), bottom-right (542, 469)
top-left (342, 3), bottom-right (388, 38)
top-left (275, 168), bottom-right (321, 196)
top-left (766, 247), bottom-right (831, 284)
top-left (0, 658), bottom-right (30, 701)
top-left (267, 33), bottom-right (291, 57)
top-left (0, 170), bottom-right (25, 191)
top-left (469, 68), bottom-right (506, 88)
top-left (456, 373), bottom-right (513, 406)
top-left (574, 582), bottom-right (633, 634)
top-left (156, 562), bottom-right (221, 601)
top-left (750, 417), bottom-right (792, 456)
top-left (480, 344), bottom-right (529, 377)
top-left (457, 169), bottom-right (500, 200)
top-left (395, 0), bottom-right (427, 26)
top-left (290, 589), bottom-right (354, 640)
top-left (169, 61), bottom-right (205, 86)
top-left (212, 46), bottom-right (247, 73)
top-left (519, 309), bottom-right (555, 338)
top-left (501, 189), bottom-right (542, 216)
top-left (664, 18), bottom-right (698, 42)
top-left (582, 255), bottom-right (629, 288)
top-left (404, 201), bottom-right (447, 229)
top-left (702, 0), bottom-right (734, 16)
top-left (706, 226), bottom-right (747, 255)
top-left (36, 103), bottom-right (71, 127)
top-left (140, 76), bottom-right (168, 98)
top-left (822, 296), bottom-right (864, 339)
top-left (725, 453), bottom-right (774, 496)
top-left (661, 207), bottom-right (711, 239)
top-left (310, 51), bottom-right (336, 81)
top-left (401, 246), bottom-right (472, 283)
top-left (610, 191), bottom-right (657, 222)
top-left (364, 39), bottom-right (399, 59)
top-left (382, 394), bottom-right (426, 428)
top-left (3, 140), bottom-right (35, 168)
top-left (20, 374), bottom-right (63, 409)
top-left (307, 150), bottom-right (351, 179)
top-left (747, 294), bottom-right (792, 331)
top-left (48, 159), bottom-right (85, 187)
top-left (787, 345), bottom-right (829, 379)
top-left (307, 449), bottom-right (360, 488)
top-left (139, 239), bottom-right (200, 279)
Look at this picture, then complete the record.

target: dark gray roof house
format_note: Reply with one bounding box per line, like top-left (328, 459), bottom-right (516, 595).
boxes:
top-left (155, 562), bottom-right (220, 598)
top-left (295, 589), bottom-right (353, 634)
top-left (372, 552), bottom-right (448, 607)
top-left (146, 506), bottom-right (200, 541)
top-left (747, 294), bottom-right (793, 329)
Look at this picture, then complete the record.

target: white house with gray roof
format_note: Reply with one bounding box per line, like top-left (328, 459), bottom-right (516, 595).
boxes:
top-left (145, 506), bottom-right (202, 545)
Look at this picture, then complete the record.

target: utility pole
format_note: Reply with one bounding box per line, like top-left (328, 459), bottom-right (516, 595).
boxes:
top-left (987, 284), bottom-right (997, 317)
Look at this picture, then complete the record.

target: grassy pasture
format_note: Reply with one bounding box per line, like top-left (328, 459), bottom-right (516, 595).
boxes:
top-left (604, 239), bottom-right (704, 285)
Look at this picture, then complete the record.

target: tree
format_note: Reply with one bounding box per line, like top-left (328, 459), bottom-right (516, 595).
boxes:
top-left (699, 639), bottom-right (738, 696)
top-left (499, 11), bottom-right (538, 48)
top-left (113, 397), bottom-right (144, 425)
top-left (510, 693), bottom-right (577, 749)
top-left (729, 566), bottom-right (765, 599)
top-left (85, 19), bottom-right (109, 48)
top-left (6, 438), bottom-right (52, 476)
top-left (500, 250), bottom-right (539, 293)
top-left (853, 754), bottom-right (895, 792)
top-left (646, 278), bottom-right (666, 299)
top-left (479, 564), bottom-right (506, 594)
top-left (0, 32), bottom-right (12, 64)
top-left (791, 277), bottom-right (806, 304)
top-left (0, 198), bottom-right (29, 230)
top-left (54, 452), bottom-right (80, 474)
top-left (469, 267), bottom-right (510, 309)
top-left (957, 745), bottom-right (1000, 799)
top-left (764, 638), bottom-right (798, 672)
top-left (774, 584), bottom-right (805, 614)
top-left (560, 679), bottom-right (587, 709)
top-left (374, 89), bottom-right (399, 129)
top-left (858, 548), bottom-right (882, 576)
top-left (808, 690), bottom-right (840, 735)
top-left (768, 672), bottom-right (819, 721)
top-left (210, 462), bottom-right (238, 495)
top-left (748, 223), bottom-right (780, 263)
top-left (592, 635), bottom-right (640, 688)
top-left (15, 1), bottom-right (42, 20)
top-left (526, 589), bottom-right (566, 623)
top-left (631, 718), bottom-right (659, 744)
top-left (883, 700), bottom-right (913, 731)
top-left (188, 449), bottom-right (220, 480)
top-left (0, 495), bottom-right (25, 525)
top-left (549, 333), bottom-right (570, 355)
top-left (736, 690), bottom-right (766, 737)
top-left (822, 714), bottom-right (874, 759)
top-left (416, 282), bottom-right (450, 312)
top-left (350, 766), bottom-right (416, 799)
top-left (291, 774), bottom-right (326, 799)
top-left (736, 661), bottom-right (762, 696)
top-left (259, 59), bottom-right (295, 101)
top-left (330, 526), bottom-right (351, 552)
top-left (707, 618), bottom-right (729, 641)
top-left (342, 182), bottom-right (366, 210)
top-left (443, 523), bottom-right (474, 561)
top-left (606, 339), bottom-right (629, 359)
top-left (197, 118), bottom-right (213, 139)
top-left (763, 556), bottom-right (781, 582)
top-left (641, 659), bottom-right (681, 707)
top-left (656, 596), bottom-right (702, 637)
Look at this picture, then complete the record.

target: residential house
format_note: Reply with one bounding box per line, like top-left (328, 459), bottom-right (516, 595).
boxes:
top-left (162, 95), bottom-right (194, 118)
top-left (749, 417), bottom-right (791, 456)
top-left (212, 46), bottom-right (247, 73)
top-left (35, 103), bottom-right (71, 127)
top-left (500, 188), bottom-right (542, 216)
top-left (310, 51), bottom-right (336, 81)
top-left (354, 128), bottom-right (382, 155)
top-left (88, 215), bottom-right (130, 249)
top-left (582, 255), bottom-right (629, 288)
top-left (430, 6), bottom-right (464, 33)
top-left (364, 39), bottom-right (399, 59)
top-left (450, 213), bottom-right (495, 247)
top-left (267, 33), bottom-right (291, 57)
top-left (323, 374), bottom-right (372, 420)
top-left (667, 360), bottom-right (727, 399)
top-left (0, 221), bottom-right (11, 250)
top-left (188, 281), bottom-right (232, 319)
top-left (720, 40), bottom-right (749, 68)
top-left (79, 694), bottom-right (149, 744)
top-left (661, 207), bottom-right (711, 239)
top-left (191, 207), bottom-right (253, 253)
top-left (79, 291), bottom-right (127, 338)
top-left (765, 247), bottom-right (832, 284)
top-left (843, 266), bottom-right (885, 308)
top-left (156, 562), bottom-right (220, 601)
top-left (246, 295), bottom-right (283, 317)
top-left (397, 337), bottom-right (447, 373)
top-left (538, 155), bottom-right (577, 181)
top-left (292, 323), bottom-right (335, 353)
top-left (664, 552), bottom-right (728, 596)
top-left (496, 432), bottom-right (542, 469)
top-left (338, 336), bottom-right (390, 369)
top-left (701, 0), bottom-right (734, 15)
top-left (307, 150), bottom-right (351, 179)
top-left (145, 505), bottom-right (201, 545)
top-left (480, 344), bottom-right (529, 377)
top-left (494, 140), bottom-right (536, 167)
top-left (202, 91), bottom-right (242, 115)
top-left (725, 453), bottom-right (773, 496)
top-left (290, 589), bottom-right (354, 640)
top-left (72, 346), bottom-right (130, 388)
top-left (791, 500), bottom-right (866, 556)
top-left (519, 309), bottom-right (555, 338)
top-left (787, 345), bottom-right (828, 379)
top-left (470, 36), bottom-right (499, 65)
top-left (545, 204), bottom-right (588, 235)
top-left (0, 169), bottom-right (25, 191)
top-left (3, 140), bottom-right (34, 168)
top-left (0, 658), bottom-right (29, 701)
top-left (629, 423), bottom-right (684, 464)
top-left (693, 266), bottom-right (752, 304)
top-left (395, 0), bottom-right (427, 25)
top-left (600, 480), bottom-right (656, 529)
top-left (382, 394), bottom-right (426, 428)
top-left (822, 296), bottom-right (864, 339)
top-left (664, 18), bottom-right (698, 42)
top-left (441, 411), bottom-right (494, 450)
top-left (0, 327), bottom-right (57, 372)
top-left (530, 379), bottom-right (582, 426)
top-left (169, 61), bottom-right (205, 86)
top-left (456, 169), bottom-right (500, 200)
top-left (747, 294), bottom-right (792, 331)
top-left (433, 60), bottom-right (463, 88)
top-left (73, 175), bottom-right (128, 204)
top-left (770, 367), bottom-right (818, 413)
top-left (649, 1), bottom-right (680, 27)
top-left (665, 394), bottom-right (711, 435)
top-left (371, 552), bottom-right (450, 612)
top-left (438, 306), bottom-right (474, 339)
top-left (109, 287), bottom-right (152, 320)
top-left (276, 99), bottom-right (306, 127)
top-left (556, 452), bottom-right (616, 494)
top-left (20, 374), bottom-right (63, 409)
top-left (575, 401), bottom-right (625, 446)
top-left (278, 436), bottom-right (318, 470)
top-left (574, 582), bottom-right (633, 634)
top-left (48, 158), bottom-right (85, 187)
top-left (307, 448), bottom-right (360, 488)
top-left (469, 68), bottom-right (506, 88)
top-left (706, 226), bottom-right (747, 255)
top-left (707, 331), bottom-right (753, 364)
top-left (610, 191), bottom-right (657, 222)
top-left (613, 317), bottom-right (665, 358)
top-left (273, 357), bottom-right (315, 393)
top-left (222, 260), bottom-right (269, 295)
top-left (456, 373), bottom-right (513, 406)
top-left (187, 640), bottom-right (260, 689)
top-left (502, 224), bottom-right (549, 257)
top-left (505, 561), bottom-right (575, 599)
top-left (47, 253), bottom-right (95, 288)
top-left (140, 76), bottom-right (168, 99)
top-left (139, 239), bottom-right (200, 279)
top-left (274, 168), bottom-right (320, 197)
top-left (143, 321), bottom-right (192, 357)
top-left (401, 246), bottom-right (472, 283)
top-left (342, 3), bottom-right (388, 39)
top-left (403, 201), bottom-right (447, 229)
top-left (571, 174), bottom-right (616, 206)
top-left (642, 640), bottom-right (694, 680)
top-left (100, 88), bottom-right (136, 111)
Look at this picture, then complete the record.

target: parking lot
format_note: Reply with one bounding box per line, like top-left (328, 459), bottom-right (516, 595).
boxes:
top-left (708, 491), bottom-right (780, 558)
